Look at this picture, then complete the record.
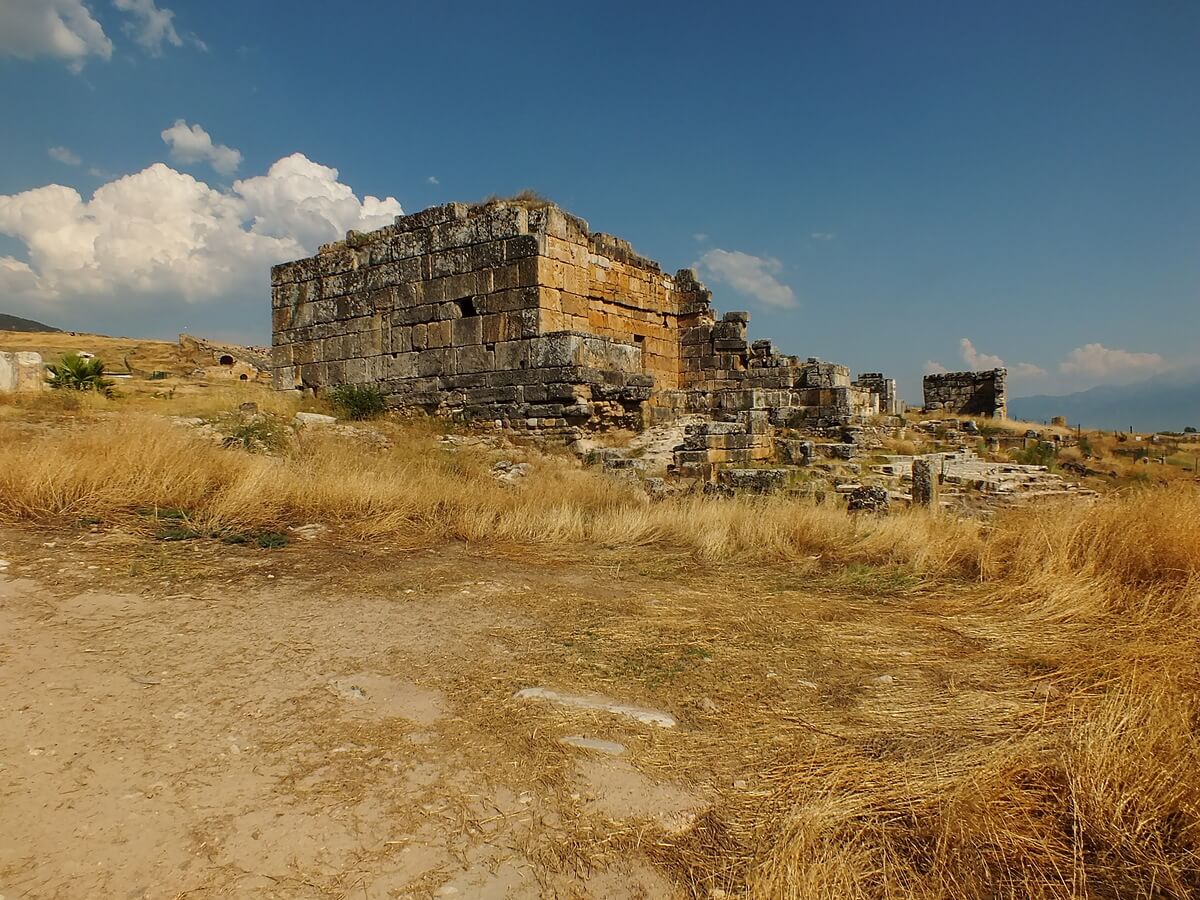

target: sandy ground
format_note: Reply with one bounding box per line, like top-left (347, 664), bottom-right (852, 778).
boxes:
top-left (0, 525), bottom-right (1037, 899)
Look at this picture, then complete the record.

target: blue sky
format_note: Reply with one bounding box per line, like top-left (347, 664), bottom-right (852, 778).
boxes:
top-left (1, 0), bottom-right (1197, 401)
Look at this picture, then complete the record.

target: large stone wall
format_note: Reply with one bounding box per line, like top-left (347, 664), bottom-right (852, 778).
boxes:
top-left (271, 201), bottom-right (711, 434)
top-left (923, 368), bottom-right (1007, 418)
top-left (271, 199), bottom-right (899, 437)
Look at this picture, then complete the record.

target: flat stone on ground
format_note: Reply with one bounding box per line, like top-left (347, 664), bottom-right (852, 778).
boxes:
top-left (514, 687), bottom-right (676, 728)
top-left (559, 735), bottom-right (626, 755)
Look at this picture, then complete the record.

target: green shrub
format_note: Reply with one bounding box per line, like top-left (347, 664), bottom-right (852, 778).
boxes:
top-left (328, 384), bottom-right (387, 420)
top-left (1011, 442), bottom-right (1058, 468)
top-left (46, 353), bottom-right (114, 397)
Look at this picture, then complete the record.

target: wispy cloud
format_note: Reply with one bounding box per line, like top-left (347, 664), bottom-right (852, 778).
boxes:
top-left (161, 120), bottom-right (242, 175)
top-left (113, 0), bottom-right (184, 55)
top-left (426, 175), bottom-right (440, 185)
top-left (692, 232), bottom-right (708, 243)
top-left (809, 231), bottom-right (836, 241)
top-left (696, 249), bottom-right (797, 308)
top-left (48, 146), bottom-right (81, 166)
top-left (1011, 361), bottom-right (1049, 378)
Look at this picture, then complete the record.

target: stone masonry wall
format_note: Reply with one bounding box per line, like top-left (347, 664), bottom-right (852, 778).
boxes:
top-left (271, 198), bottom-right (899, 437)
top-left (271, 201), bottom-right (713, 434)
top-left (923, 368), bottom-right (1007, 418)
top-left (668, 310), bottom-right (880, 424)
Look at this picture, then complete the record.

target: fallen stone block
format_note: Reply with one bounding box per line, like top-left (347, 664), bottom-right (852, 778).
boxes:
top-left (293, 412), bottom-right (338, 426)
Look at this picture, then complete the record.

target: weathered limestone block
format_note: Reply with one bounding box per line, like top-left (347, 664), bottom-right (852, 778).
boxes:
top-left (0, 351), bottom-right (45, 393)
top-left (716, 468), bottom-right (788, 495)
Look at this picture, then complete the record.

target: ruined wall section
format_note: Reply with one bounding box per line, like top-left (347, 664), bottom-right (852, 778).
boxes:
top-left (673, 311), bottom-right (879, 423)
top-left (270, 197), bottom-right (898, 436)
top-left (535, 226), bottom-right (712, 391)
top-left (271, 201), bottom-right (712, 436)
top-left (854, 373), bottom-right (900, 416)
top-left (923, 369), bottom-right (1007, 418)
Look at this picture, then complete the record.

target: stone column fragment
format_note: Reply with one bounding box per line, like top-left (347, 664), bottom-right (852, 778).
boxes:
top-left (911, 458), bottom-right (939, 509)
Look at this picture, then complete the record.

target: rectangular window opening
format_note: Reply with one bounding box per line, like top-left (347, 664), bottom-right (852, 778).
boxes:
top-left (454, 297), bottom-right (479, 317)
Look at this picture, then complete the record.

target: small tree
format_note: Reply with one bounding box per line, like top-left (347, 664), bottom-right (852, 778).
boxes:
top-left (328, 384), bottom-right (386, 420)
top-left (46, 354), bottom-right (114, 397)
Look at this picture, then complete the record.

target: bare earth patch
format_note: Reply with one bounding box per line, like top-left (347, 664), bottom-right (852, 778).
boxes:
top-left (0, 517), bottom-right (1190, 898)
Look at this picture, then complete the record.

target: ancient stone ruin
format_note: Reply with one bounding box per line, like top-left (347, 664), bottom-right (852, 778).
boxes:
top-left (922, 368), bottom-right (1007, 418)
top-left (0, 351), bottom-right (45, 394)
top-left (270, 199), bottom-right (897, 442)
top-left (179, 334), bottom-right (269, 383)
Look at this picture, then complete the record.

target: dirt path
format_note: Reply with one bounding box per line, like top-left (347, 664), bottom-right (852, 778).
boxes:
top-left (0, 527), bottom-right (1037, 899)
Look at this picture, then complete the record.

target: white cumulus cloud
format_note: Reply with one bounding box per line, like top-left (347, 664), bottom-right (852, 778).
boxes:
top-left (112, 0), bottom-right (182, 55)
top-left (956, 337), bottom-right (1045, 379)
top-left (235, 154), bottom-right (402, 252)
top-left (927, 339), bottom-right (1046, 380)
top-left (696, 248), bottom-right (796, 308)
top-left (0, 0), bottom-right (112, 71)
top-left (0, 153), bottom-right (403, 312)
top-left (959, 337), bottom-right (1005, 370)
top-left (48, 145), bottom-right (81, 166)
top-left (161, 120), bottom-right (242, 176)
top-left (1058, 343), bottom-right (1167, 379)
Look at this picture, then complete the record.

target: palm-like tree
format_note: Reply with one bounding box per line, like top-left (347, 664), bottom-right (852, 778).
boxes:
top-left (46, 353), bottom-right (115, 397)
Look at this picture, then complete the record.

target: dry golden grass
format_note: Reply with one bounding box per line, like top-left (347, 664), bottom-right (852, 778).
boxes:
top-left (1, 410), bottom-right (1197, 898)
top-left (0, 413), bottom-right (983, 572)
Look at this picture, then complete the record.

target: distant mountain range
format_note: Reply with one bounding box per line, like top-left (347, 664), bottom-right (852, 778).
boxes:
top-left (0, 312), bottom-right (61, 333)
top-left (1011, 369), bottom-right (1200, 433)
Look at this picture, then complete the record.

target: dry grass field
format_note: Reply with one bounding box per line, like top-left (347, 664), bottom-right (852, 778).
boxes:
top-left (0, 393), bottom-right (1198, 898)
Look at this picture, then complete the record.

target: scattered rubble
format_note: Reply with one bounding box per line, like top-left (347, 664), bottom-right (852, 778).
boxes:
top-left (492, 461), bottom-right (532, 483)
